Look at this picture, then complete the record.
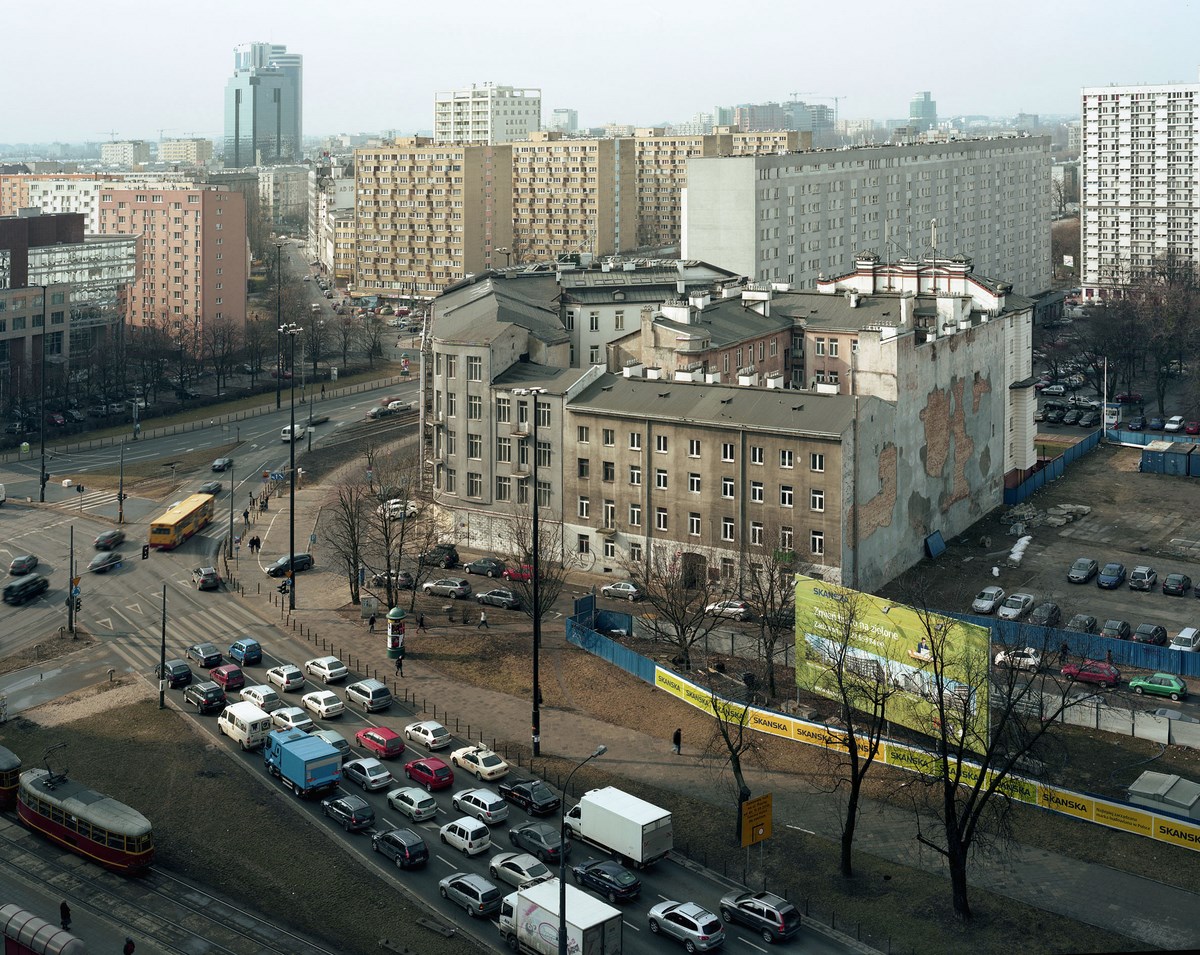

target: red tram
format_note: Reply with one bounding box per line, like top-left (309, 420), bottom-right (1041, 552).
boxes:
top-left (17, 768), bottom-right (153, 872)
top-left (0, 745), bottom-right (20, 809)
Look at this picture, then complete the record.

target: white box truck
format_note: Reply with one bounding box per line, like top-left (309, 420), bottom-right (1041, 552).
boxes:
top-left (498, 879), bottom-right (622, 955)
top-left (563, 786), bottom-right (672, 867)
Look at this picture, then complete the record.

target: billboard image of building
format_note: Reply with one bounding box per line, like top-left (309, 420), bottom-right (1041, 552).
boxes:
top-left (793, 575), bottom-right (991, 751)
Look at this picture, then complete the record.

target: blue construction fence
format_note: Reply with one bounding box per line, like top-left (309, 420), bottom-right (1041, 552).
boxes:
top-left (1107, 428), bottom-right (1200, 448)
top-left (1004, 430), bottom-right (1101, 506)
top-left (566, 613), bottom-right (654, 683)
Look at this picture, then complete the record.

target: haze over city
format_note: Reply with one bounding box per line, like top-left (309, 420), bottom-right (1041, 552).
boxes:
top-left (6, 0), bottom-right (1198, 143)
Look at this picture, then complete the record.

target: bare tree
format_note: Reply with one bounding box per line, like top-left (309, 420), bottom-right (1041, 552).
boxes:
top-left (242, 318), bottom-right (272, 387)
top-left (626, 541), bottom-right (721, 669)
top-left (322, 481), bottom-right (371, 605)
top-left (362, 444), bottom-right (425, 609)
top-left (333, 315), bottom-right (358, 370)
top-left (361, 315), bottom-right (388, 367)
top-left (698, 680), bottom-right (760, 842)
top-left (739, 526), bottom-right (805, 699)
top-left (495, 506), bottom-right (576, 627)
top-left (204, 319), bottom-right (240, 396)
top-left (301, 313), bottom-right (332, 383)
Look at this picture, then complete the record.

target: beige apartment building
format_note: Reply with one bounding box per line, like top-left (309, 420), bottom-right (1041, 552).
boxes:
top-left (95, 185), bottom-right (247, 335)
top-left (511, 131), bottom-right (635, 263)
top-left (159, 138), bottom-right (215, 165)
top-left (353, 138), bottom-right (513, 299)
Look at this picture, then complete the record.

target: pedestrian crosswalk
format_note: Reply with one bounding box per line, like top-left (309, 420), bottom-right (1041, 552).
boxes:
top-left (52, 490), bottom-right (117, 512)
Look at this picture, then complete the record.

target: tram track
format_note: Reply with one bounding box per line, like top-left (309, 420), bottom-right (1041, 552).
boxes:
top-left (0, 814), bottom-right (339, 955)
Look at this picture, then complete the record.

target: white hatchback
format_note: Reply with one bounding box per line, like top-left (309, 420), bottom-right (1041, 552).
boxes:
top-left (405, 720), bottom-right (451, 750)
top-left (304, 656), bottom-right (349, 684)
top-left (452, 787), bottom-right (509, 825)
top-left (440, 816), bottom-right (492, 856)
top-left (302, 690), bottom-right (345, 718)
top-left (272, 706), bottom-right (315, 733)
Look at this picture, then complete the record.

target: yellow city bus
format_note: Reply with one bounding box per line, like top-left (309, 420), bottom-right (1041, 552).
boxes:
top-left (148, 493), bottom-right (216, 550)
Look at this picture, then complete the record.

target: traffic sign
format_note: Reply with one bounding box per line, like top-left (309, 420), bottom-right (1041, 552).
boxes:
top-left (72, 576), bottom-right (81, 587)
top-left (270, 471), bottom-right (285, 481)
top-left (740, 792), bottom-right (773, 847)
top-left (71, 586), bottom-right (81, 597)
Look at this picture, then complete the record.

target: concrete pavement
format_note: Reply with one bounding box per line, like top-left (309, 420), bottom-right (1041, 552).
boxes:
top-left (227, 486), bottom-right (1200, 951)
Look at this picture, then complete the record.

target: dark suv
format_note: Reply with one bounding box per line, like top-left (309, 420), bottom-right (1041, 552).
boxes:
top-left (184, 681), bottom-right (227, 714)
top-left (266, 553), bottom-right (314, 577)
top-left (159, 659), bottom-right (194, 689)
top-left (419, 544), bottom-right (460, 569)
top-left (718, 890), bottom-right (802, 944)
top-left (371, 827), bottom-right (429, 869)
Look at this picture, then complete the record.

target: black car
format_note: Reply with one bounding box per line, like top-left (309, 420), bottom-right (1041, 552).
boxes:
top-left (94, 529), bottom-right (126, 550)
top-left (266, 554), bottom-right (314, 577)
top-left (87, 551), bottom-right (123, 574)
top-left (1133, 623), bottom-right (1169, 646)
top-left (1101, 619), bottom-right (1132, 640)
top-left (719, 890), bottom-right (803, 944)
top-left (197, 480), bottom-right (223, 495)
top-left (9, 555), bottom-right (38, 576)
top-left (158, 659), bottom-right (194, 689)
top-left (498, 779), bottom-right (561, 816)
top-left (371, 827), bottom-right (429, 869)
top-left (508, 821), bottom-right (568, 863)
top-left (1029, 602), bottom-right (1061, 628)
top-left (183, 681), bottom-right (226, 713)
top-left (419, 544), bottom-right (460, 569)
top-left (572, 858), bottom-right (641, 903)
top-left (371, 570), bottom-right (415, 589)
top-left (186, 642), bottom-right (223, 667)
top-left (476, 588), bottom-right (521, 610)
top-left (1128, 415), bottom-right (1146, 431)
top-left (463, 557), bottom-right (506, 577)
top-left (211, 457), bottom-right (233, 472)
top-left (1078, 411), bottom-right (1101, 428)
top-left (1163, 573), bottom-right (1193, 596)
top-left (1062, 410), bottom-right (1081, 426)
top-left (1045, 409), bottom-right (1065, 425)
top-left (321, 794), bottom-right (375, 832)
top-left (1066, 614), bottom-right (1098, 634)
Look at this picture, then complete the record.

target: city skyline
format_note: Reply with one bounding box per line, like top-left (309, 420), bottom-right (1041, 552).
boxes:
top-left (5, 0), bottom-right (1198, 145)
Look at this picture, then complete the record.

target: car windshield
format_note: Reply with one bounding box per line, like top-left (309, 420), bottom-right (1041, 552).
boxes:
top-left (1072, 560), bottom-right (1090, 571)
top-left (433, 767), bottom-right (451, 779)
top-left (480, 755), bottom-right (503, 767)
top-left (612, 869), bottom-right (637, 885)
top-left (1102, 564), bottom-right (1121, 574)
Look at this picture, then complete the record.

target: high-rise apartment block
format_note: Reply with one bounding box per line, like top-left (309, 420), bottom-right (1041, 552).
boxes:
top-left (511, 132), bottom-right (634, 262)
top-left (433, 84), bottom-right (541, 145)
top-left (95, 185), bottom-right (247, 334)
top-left (100, 141), bottom-right (151, 166)
top-left (1080, 77), bottom-right (1199, 296)
top-left (910, 91), bottom-right (938, 131)
top-left (353, 138), bottom-right (513, 298)
top-left (684, 137), bottom-right (1051, 296)
top-left (224, 42), bottom-right (303, 166)
top-left (160, 139), bottom-right (215, 165)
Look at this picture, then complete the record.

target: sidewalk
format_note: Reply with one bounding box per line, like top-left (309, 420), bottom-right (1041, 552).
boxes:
top-left (236, 488), bottom-right (1200, 952)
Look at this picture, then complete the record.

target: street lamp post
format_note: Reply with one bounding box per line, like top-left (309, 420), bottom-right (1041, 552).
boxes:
top-left (514, 386), bottom-right (546, 756)
top-left (495, 247), bottom-right (512, 267)
top-left (39, 285), bottom-right (48, 503)
top-left (559, 745), bottom-right (607, 955)
top-left (275, 242), bottom-right (284, 411)
top-left (281, 322), bottom-right (301, 610)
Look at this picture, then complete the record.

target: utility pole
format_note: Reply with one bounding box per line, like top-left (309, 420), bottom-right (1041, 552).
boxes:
top-left (158, 585), bottom-right (167, 709)
top-left (118, 440), bottom-right (126, 525)
top-left (67, 526), bottom-right (75, 634)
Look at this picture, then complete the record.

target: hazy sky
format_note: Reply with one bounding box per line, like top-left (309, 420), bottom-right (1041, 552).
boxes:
top-left (7, 0), bottom-right (1200, 143)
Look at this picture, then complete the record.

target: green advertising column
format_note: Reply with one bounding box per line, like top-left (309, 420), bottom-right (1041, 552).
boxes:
top-left (386, 606), bottom-right (406, 659)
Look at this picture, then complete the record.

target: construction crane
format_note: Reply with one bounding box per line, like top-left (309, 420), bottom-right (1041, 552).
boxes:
top-left (794, 93), bottom-right (846, 126)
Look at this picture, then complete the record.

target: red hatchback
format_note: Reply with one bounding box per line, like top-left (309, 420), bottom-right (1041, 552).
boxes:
top-left (355, 726), bottom-right (405, 759)
top-left (502, 564), bottom-right (533, 582)
top-left (1061, 660), bottom-right (1121, 688)
top-left (404, 756), bottom-right (454, 792)
top-left (209, 664), bottom-right (245, 692)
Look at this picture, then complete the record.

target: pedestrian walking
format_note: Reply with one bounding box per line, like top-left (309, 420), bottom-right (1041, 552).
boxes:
top-left (1105, 648), bottom-right (1114, 666)
top-left (124, 939), bottom-right (136, 955)
top-left (368, 613), bottom-right (377, 633)
top-left (395, 649), bottom-right (404, 677)
top-left (672, 727), bottom-right (682, 755)
top-left (478, 610), bottom-right (489, 629)
top-left (417, 613), bottom-right (427, 632)
top-left (321, 384), bottom-right (326, 398)
top-left (59, 901), bottom-right (71, 930)
top-left (1058, 640), bottom-right (1070, 666)
top-left (243, 509), bottom-right (250, 527)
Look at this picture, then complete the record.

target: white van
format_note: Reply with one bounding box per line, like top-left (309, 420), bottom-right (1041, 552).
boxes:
top-left (281, 425), bottom-right (306, 443)
top-left (240, 684), bottom-right (283, 714)
top-left (1170, 627), bottom-right (1200, 652)
top-left (217, 701), bottom-right (272, 750)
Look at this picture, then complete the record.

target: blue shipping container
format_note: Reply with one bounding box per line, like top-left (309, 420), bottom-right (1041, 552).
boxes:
top-left (1164, 443), bottom-right (1194, 477)
top-left (1191, 450), bottom-right (1200, 478)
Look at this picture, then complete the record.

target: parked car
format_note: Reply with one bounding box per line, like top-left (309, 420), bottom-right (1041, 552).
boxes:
top-left (1061, 661), bottom-right (1121, 688)
top-left (377, 498), bottom-right (418, 519)
top-left (1133, 623), bottom-right (1169, 646)
top-left (372, 827), bottom-right (429, 869)
top-left (971, 586), bottom-right (1005, 614)
top-left (489, 852), bottom-right (551, 889)
top-left (1029, 602), bottom-right (1062, 628)
top-left (1100, 619), bottom-right (1132, 641)
top-left (344, 757), bottom-right (395, 791)
top-left (387, 786), bottom-right (439, 822)
top-left (997, 593), bottom-right (1035, 621)
top-left (439, 871), bottom-right (502, 916)
top-left (718, 890), bottom-right (803, 944)
top-left (1128, 415), bottom-right (1147, 431)
top-left (572, 858), bottom-right (641, 903)
top-left (1163, 573), bottom-right (1193, 596)
top-left (648, 901), bottom-right (726, 952)
top-left (1187, 421), bottom-right (1200, 436)
top-left (601, 580), bottom-right (642, 601)
top-left (1042, 384), bottom-right (1067, 396)
top-left (450, 745), bottom-right (510, 781)
top-left (186, 643), bottom-right (223, 668)
top-left (994, 647), bottom-right (1042, 671)
top-left (498, 778), bottom-right (561, 816)
top-left (508, 820), bottom-right (568, 863)
top-left (321, 794), bottom-right (375, 832)
top-left (1129, 673), bottom-right (1189, 701)
top-left (404, 720), bottom-right (451, 749)
top-left (1062, 410), bottom-right (1081, 426)
top-left (405, 756), bottom-right (454, 792)
top-left (304, 656), bottom-right (349, 683)
top-left (371, 569), bottom-right (415, 590)
top-left (1097, 563), bottom-right (1127, 589)
top-left (453, 788), bottom-right (509, 825)
top-left (463, 556), bottom-right (506, 577)
top-left (93, 529), bottom-right (126, 550)
top-left (266, 553), bottom-right (314, 577)
top-left (1129, 566), bottom-right (1158, 591)
top-left (476, 588), bottom-right (520, 609)
top-left (1067, 557), bottom-right (1098, 584)
top-left (1169, 628), bottom-right (1200, 652)
top-left (502, 564), bottom-right (533, 582)
top-left (1116, 392), bottom-right (1143, 404)
top-left (706, 599), bottom-right (753, 621)
top-left (422, 577), bottom-right (471, 599)
top-left (1066, 613), bottom-right (1098, 634)
top-left (419, 543), bottom-right (460, 568)
top-left (302, 689), bottom-right (345, 719)
top-left (1165, 415), bottom-right (1186, 432)
top-left (266, 664), bottom-right (305, 692)
top-left (1149, 416), bottom-right (1165, 431)
top-left (8, 555), bottom-right (38, 576)
top-left (1078, 411), bottom-right (1101, 428)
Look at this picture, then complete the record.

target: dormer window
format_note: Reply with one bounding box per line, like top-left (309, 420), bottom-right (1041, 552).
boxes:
top-left (612, 290), bottom-right (625, 301)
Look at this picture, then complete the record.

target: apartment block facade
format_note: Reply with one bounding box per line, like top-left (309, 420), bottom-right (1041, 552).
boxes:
top-left (353, 138), bottom-right (513, 299)
top-left (160, 139), bottom-right (215, 165)
top-left (1080, 78), bottom-right (1200, 295)
top-left (95, 185), bottom-right (247, 334)
top-left (511, 132), bottom-right (635, 262)
top-left (684, 137), bottom-right (1052, 297)
top-left (100, 141), bottom-right (152, 166)
top-left (434, 84), bottom-right (541, 145)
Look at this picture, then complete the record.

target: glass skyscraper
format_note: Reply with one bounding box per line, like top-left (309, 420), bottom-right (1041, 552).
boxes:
top-left (224, 42), bottom-right (303, 166)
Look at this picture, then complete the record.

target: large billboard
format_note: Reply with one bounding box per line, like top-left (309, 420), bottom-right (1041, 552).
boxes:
top-left (793, 575), bottom-right (991, 751)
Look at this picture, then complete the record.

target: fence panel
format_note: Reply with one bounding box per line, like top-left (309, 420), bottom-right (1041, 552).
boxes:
top-left (565, 617), bottom-right (654, 683)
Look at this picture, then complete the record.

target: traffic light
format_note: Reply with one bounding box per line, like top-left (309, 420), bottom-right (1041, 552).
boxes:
top-left (74, 597), bottom-right (82, 612)
top-left (142, 544), bottom-right (150, 560)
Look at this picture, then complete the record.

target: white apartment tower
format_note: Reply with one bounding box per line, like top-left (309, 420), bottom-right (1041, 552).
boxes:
top-left (1080, 76), bottom-right (1200, 297)
top-left (434, 84), bottom-right (541, 145)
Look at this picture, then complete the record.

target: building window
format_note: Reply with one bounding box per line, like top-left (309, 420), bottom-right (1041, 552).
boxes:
top-left (467, 356), bottom-right (483, 380)
top-left (589, 311), bottom-right (600, 332)
top-left (815, 337), bottom-right (825, 356)
top-left (589, 345), bottom-right (601, 364)
top-left (655, 434), bottom-right (668, 453)
top-left (467, 472), bottom-right (482, 497)
top-left (496, 476), bottom-right (511, 500)
top-left (578, 426), bottom-right (590, 442)
top-left (751, 446), bottom-right (764, 466)
top-left (656, 508), bottom-right (668, 531)
top-left (810, 452), bottom-right (825, 472)
top-left (721, 517), bottom-right (735, 542)
top-left (780, 525), bottom-right (794, 551)
top-left (721, 477), bottom-right (735, 498)
top-left (467, 433), bottom-right (482, 458)
top-left (518, 479), bottom-right (530, 505)
top-left (720, 557), bottom-right (735, 578)
top-left (518, 401), bottom-right (529, 426)
top-left (537, 441), bottom-right (551, 468)
top-left (751, 521), bottom-right (764, 545)
top-left (467, 395), bottom-right (482, 419)
top-left (602, 461), bottom-right (615, 481)
top-left (751, 481), bottom-right (764, 503)
top-left (578, 534), bottom-right (591, 554)
top-left (688, 439), bottom-right (701, 457)
top-left (811, 488), bottom-right (825, 512)
top-left (721, 442), bottom-right (734, 462)
top-left (537, 481), bottom-right (550, 507)
top-left (578, 496), bottom-right (590, 518)
top-left (811, 530), bottom-right (824, 556)
top-left (630, 541), bottom-right (643, 562)
top-left (497, 437), bottom-right (511, 463)
top-left (444, 431), bottom-right (457, 456)
top-left (779, 449), bottom-right (794, 469)
top-left (629, 465), bottom-right (642, 486)
top-left (446, 392), bottom-right (457, 416)
top-left (578, 458), bottom-right (590, 478)
top-left (444, 467), bottom-right (457, 493)
top-left (655, 469), bottom-right (668, 489)
top-left (446, 355), bottom-right (457, 378)
top-left (497, 397), bottom-right (511, 423)
top-left (603, 539), bottom-right (616, 558)
top-left (629, 502), bottom-right (642, 526)
top-left (614, 310), bottom-right (625, 331)
top-left (603, 500), bottom-right (615, 528)
top-left (688, 513), bottom-right (701, 536)
top-left (603, 428), bottom-right (615, 446)
top-left (537, 402), bottom-right (550, 428)
top-left (629, 432), bottom-right (642, 451)
top-left (780, 485), bottom-right (794, 507)
top-left (688, 473), bottom-right (701, 493)
top-left (828, 338), bottom-right (839, 357)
